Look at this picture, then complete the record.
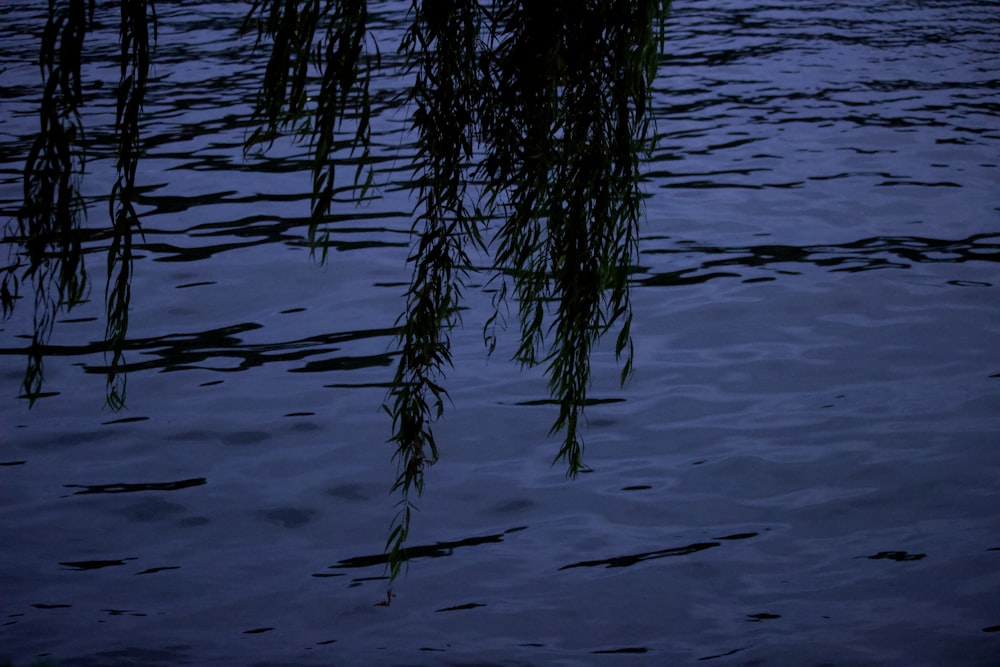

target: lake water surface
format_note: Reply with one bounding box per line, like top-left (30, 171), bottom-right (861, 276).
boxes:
top-left (2, 1), bottom-right (999, 665)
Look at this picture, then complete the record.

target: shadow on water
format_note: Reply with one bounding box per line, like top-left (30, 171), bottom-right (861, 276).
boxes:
top-left (329, 526), bottom-right (527, 572)
top-left (0, 324), bottom-right (398, 377)
top-left (636, 233), bottom-right (1000, 286)
top-left (3, 231), bottom-right (995, 375)
top-left (63, 478), bottom-right (207, 495)
top-left (559, 531), bottom-right (758, 570)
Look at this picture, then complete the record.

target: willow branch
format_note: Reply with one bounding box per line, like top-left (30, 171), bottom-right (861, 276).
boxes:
top-left (4, 0), bottom-right (94, 404)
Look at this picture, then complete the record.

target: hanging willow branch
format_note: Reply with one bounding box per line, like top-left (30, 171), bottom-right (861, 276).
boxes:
top-left (2, 0), bottom-right (94, 404)
top-left (1, 0), bottom-right (157, 407)
top-left (8, 0), bottom-right (670, 585)
top-left (106, 0), bottom-right (156, 409)
top-left (380, 0), bottom-right (667, 577)
top-left (242, 0), bottom-right (376, 259)
top-left (481, 0), bottom-right (664, 474)
top-left (383, 0), bottom-right (486, 581)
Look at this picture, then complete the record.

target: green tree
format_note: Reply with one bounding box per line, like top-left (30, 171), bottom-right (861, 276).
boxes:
top-left (1, 0), bottom-right (670, 581)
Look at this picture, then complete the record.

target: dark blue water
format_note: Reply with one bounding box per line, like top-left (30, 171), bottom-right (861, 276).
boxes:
top-left (2, 1), bottom-right (999, 664)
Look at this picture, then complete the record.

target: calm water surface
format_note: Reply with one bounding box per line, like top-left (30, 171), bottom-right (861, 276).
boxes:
top-left (1, 1), bottom-right (999, 665)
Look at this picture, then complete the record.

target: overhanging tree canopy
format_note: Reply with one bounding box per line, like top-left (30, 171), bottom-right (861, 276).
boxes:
top-left (1, 0), bottom-right (670, 580)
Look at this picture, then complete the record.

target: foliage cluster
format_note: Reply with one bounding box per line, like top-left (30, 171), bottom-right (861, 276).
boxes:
top-left (1, 0), bottom-right (669, 581)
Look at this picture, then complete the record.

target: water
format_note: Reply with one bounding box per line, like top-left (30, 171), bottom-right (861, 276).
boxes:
top-left (2, 1), bottom-right (999, 664)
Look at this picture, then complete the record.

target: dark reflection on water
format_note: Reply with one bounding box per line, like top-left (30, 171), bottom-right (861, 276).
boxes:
top-left (593, 646), bottom-right (650, 654)
top-left (0, 324), bottom-right (399, 376)
top-left (59, 559), bottom-right (136, 572)
top-left (64, 478), bottom-right (206, 495)
top-left (1, 0), bottom-right (999, 664)
top-left (435, 602), bottom-right (486, 613)
top-left (332, 526), bottom-right (527, 570)
top-left (138, 210), bottom-right (410, 262)
top-left (560, 540), bottom-right (721, 570)
top-left (637, 233), bottom-right (1000, 286)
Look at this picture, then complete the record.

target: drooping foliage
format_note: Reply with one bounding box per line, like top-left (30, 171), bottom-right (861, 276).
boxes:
top-left (106, 0), bottom-right (157, 409)
top-left (242, 0), bottom-right (376, 258)
top-left (2, 0), bottom-right (670, 582)
top-left (479, 1), bottom-right (663, 473)
top-left (0, 0), bottom-right (156, 407)
top-left (2, 0), bottom-right (94, 404)
top-left (383, 0), bottom-right (487, 578)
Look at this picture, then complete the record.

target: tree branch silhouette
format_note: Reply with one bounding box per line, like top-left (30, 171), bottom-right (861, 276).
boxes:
top-left (5, 0), bottom-right (670, 583)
